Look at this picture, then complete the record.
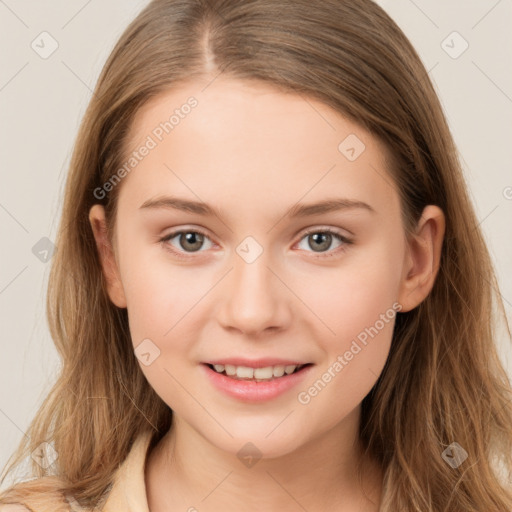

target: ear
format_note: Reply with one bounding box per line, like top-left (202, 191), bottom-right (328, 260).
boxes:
top-left (397, 205), bottom-right (445, 312)
top-left (88, 204), bottom-right (127, 308)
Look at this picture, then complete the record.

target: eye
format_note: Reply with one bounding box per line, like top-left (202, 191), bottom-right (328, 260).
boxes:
top-left (296, 228), bottom-right (352, 258)
top-left (160, 229), bottom-right (214, 258)
top-left (159, 227), bottom-right (353, 260)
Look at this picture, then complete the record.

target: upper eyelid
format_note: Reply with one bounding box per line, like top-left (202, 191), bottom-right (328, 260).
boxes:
top-left (300, 226), bottom-right (351, 238)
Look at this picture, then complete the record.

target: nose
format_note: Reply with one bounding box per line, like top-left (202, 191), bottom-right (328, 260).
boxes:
top-left (217, 250), bottom-right (292, 336)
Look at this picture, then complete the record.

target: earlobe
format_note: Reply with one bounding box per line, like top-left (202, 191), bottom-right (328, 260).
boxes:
top-left (88, 204), bottom-right (127, 308)
top-left (397, 205), bottom-right (445, 312)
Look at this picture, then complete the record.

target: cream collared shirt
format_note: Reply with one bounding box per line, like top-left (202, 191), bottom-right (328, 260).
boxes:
top-left (100, 430), bottom-right (154, 512)
top-left (0, 432), bottom-right (155, 512)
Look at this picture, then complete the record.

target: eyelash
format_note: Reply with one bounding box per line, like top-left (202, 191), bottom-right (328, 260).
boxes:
top-left (159, 227), bottom-right (353, 261)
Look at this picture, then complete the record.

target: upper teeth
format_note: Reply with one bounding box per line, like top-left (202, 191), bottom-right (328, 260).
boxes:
top-left (212, 364), bottom-right (303, 380)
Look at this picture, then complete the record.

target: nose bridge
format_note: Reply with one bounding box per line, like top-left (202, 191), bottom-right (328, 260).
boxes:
top-left (218, 240), bottom-right (289, 333)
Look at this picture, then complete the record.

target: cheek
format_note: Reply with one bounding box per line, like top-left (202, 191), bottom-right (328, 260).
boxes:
top-left (295, 261), bottom-right (401, 428)
top-left (295, 233), bottom-right (403, 406)
top-left (305, 231), bottom-right (404, 342)
top-left (117, 242), bottom-right (195, 345)
top-left (310, 277), bottom-right (396, 400)
top-left (119, 250), bottom-right (204, 408)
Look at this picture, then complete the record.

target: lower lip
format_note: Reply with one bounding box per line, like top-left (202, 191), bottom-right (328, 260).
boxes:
top-left (201, 363), bottom-right (314, 402)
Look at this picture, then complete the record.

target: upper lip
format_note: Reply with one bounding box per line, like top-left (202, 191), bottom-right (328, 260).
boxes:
top-left (203, 358), bottom-right (311, 368)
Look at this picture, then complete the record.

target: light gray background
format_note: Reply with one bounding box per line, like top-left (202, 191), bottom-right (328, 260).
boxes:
top-left (1, 0), bottom-right (511, 481)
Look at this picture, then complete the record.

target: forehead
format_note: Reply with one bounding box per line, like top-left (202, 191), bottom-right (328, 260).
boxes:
top-left (117, 77), bottom-right (399, 220)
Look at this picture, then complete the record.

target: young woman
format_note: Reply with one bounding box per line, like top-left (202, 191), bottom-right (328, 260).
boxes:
top-left (1, 0), bottom-right (511, 510)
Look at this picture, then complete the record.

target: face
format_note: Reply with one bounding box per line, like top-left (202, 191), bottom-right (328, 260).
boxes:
top-left (90, 77), bottom-right (443, 459)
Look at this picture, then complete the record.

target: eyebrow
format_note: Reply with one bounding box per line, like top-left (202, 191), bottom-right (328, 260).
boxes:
top-left (139, 195), bottom-right (376, 218)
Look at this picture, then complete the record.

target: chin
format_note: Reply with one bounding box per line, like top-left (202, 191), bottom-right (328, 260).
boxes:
top-left (204, 425), bottom-right (307, 461)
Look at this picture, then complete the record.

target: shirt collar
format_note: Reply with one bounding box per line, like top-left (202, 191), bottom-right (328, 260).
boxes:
top-left (101, 430), bottom-right (154, 512)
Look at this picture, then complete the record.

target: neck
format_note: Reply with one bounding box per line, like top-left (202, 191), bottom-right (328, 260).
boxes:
top-left (145, 407), bottom-right (383, 511)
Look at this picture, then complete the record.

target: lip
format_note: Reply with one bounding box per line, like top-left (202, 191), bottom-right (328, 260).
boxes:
top-left (203, 357), bottom-right (309, 368)
top-left (201, 362), bottom-right (314, 402)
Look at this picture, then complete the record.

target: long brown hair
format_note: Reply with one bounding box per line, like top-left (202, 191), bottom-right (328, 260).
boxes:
top-left (1, 1), bottom-right (511, 510)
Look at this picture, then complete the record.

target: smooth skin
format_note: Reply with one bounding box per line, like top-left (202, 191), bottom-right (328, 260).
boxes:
top-left (89, 77), bottom-right (445, 512)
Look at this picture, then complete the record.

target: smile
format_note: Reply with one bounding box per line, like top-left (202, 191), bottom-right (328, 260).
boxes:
top-left (201, 362), bottom-right (314, 402)
top-left (207, 363), bottom-right (308, 381)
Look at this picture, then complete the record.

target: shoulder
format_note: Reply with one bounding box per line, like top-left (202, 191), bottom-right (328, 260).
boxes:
top-left (0, 497), bottom-right (72, 512)
top-left (0, 476), bottom-right (79, 512)
top-left (0, 496), bottom-right (83, 512)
